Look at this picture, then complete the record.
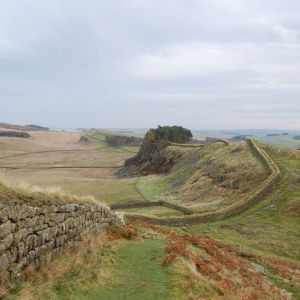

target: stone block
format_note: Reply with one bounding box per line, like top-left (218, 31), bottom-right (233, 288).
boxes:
top-left (0, 208), bottom-right (8, 223)
top-left (49, 205), bottom-right (58, 213)
top-left (58, 222), bottom-right (66, 235)
top-left (41, 224), bottom-right (48, 230)
top-left (36, 229), bottom-right (49, 246)
top-left (65, 204), bottom-right (78, 212)
top-left (85, 212), bottom-right (91, 220)
top-left (6, 206), bottom-right (20, 222)
top-left (0, 233), bottom-right (13, 253)
top-left (44, 214), bottom-right (50, 224)
top-left (0, 251), bottom-right (11, 270)
top-left (41, 206), bottom-right (49, 214)
top-left (25, 234), bottom-right (35, 252)
top-left (58, 205), bottom-right (65, 213)
top-left (16, 242), bottom-right (25, 263)
top-left (20, 217), bottom-right (35, 229)
top-left (21, 205), bottom-right (37, 219)
top-left (46, 240), bottom-right (55, 251)
top-left (89, 205), bottom-right (96, 213)
top-left (49, 212), bottom-right (65, 224)
top-left (35, 246), bottom-right (42, 258)
top-left (10, 222), bottom-right (17, 232)
top-left (0, 221), bottom-right (11, 239)
top-left (28, 250), bottom-right (35, 262)
top-left (38, 215), bottom-right (45, 227)
top-left (55, 235), bottom-right (66, 247)
top-left (10, 246), bottom-right (17, 263)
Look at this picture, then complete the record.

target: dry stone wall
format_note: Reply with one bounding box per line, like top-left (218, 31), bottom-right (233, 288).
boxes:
top-left (124, 139), bottom-right (281, 226)
top-left (111, 200), bottom-right (195, 215)
top-left (0, 203), bottom-right (122, 283)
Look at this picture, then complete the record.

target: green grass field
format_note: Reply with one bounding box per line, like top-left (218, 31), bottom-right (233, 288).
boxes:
top-left (256, 134), bottom-right (300, 149)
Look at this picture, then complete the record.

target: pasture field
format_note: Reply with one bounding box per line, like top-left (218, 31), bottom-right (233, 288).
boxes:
top-left (255, 134), bottom-right (300, 149)
top-left (0, 129), bottom-right (145, 205)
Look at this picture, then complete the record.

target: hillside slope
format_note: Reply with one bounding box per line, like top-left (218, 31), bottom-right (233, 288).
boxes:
top-left (1, 130), bottom-right (300, 299)
top-left (117, 137), bottom-right (273, 216)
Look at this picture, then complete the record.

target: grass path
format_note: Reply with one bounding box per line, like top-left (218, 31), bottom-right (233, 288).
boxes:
top-left (88, 239), bottom-right (175, 300)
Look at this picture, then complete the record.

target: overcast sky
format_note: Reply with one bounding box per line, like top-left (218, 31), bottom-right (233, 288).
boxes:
top-left (1, 0), bottom-right (300, 130)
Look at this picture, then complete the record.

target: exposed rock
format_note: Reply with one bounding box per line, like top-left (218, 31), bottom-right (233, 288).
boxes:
top-left (0, 221), bottom-right (12, 239)
top-left (229, 181), bottom-right (236, 189)
top-left (79, 136), bottom-right (88, 142)
top-left (0, 252), bottom-right (11, 270)
top-left (252, 263), bottom-right (266, 275)
top-left (0, 233), bottom-right (13, 252)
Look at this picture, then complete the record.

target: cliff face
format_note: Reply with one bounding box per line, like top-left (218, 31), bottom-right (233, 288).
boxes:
top-left (116, 137), bottom-right (176, 177)
top-left (115, 127), bottom-right (193, 177)
top-left (0, 203), bottom-right (123, 283)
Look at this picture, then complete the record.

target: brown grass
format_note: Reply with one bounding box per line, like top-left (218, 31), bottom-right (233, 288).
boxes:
top-left (130, 221), bottom-right (300, 299)
top-left (170, 141), bottom-right (269, 213)
top-left (0, 130), bottom-right (144, 206)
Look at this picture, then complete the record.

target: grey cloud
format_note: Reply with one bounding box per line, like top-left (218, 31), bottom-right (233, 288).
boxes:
top-left (0, 0), bottom-right (300, 129)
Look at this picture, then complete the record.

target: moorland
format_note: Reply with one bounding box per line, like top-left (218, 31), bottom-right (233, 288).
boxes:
top-left (0, 124), bottom-right (300, 300)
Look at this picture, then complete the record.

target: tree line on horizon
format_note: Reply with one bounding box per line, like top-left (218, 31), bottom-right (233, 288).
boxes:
top-left (146, 125), bottom-right (193, 144)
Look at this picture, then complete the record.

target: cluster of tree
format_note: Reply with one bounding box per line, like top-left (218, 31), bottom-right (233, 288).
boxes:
top-left (25, 124), bottom-right (49, 131)
top-left (146, 125), bottom-right (193, 143)
top-left (294, 135), bottom-right (300, 140)
top-left (0, 131), bottom-right (30, 138)
top-left (105, 135), bottom-right (143, 147)
top-left (267, 133), bottom-right (289, 136)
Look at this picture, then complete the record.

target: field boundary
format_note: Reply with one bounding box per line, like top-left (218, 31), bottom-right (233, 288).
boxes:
top-left (123, 139), bottom-right (281, 225)
top-left (110, 200), bottom-right (195, 215)
top-left (169, 139), bottom-right (230, 148)
top-left (0, 202), bottom-right (123, 285)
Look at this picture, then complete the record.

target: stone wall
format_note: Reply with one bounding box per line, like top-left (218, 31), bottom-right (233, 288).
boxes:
top-left (0, 203), bottom-right (122, 283)
top-left (111, 200), bottom-right (195, 215)
top-left (124, 139), bottom-right (281, 226)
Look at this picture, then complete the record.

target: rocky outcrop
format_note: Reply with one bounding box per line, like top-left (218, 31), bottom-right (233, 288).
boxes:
top-left (124, 139), bottom-right (281, 225)
top-left (0, 203), bottom-right (123, 283)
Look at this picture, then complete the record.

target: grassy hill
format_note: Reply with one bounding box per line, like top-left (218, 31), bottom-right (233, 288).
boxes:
top-left (0, 122), bottom-right (41, 132)
top-left (1, 127), bottom-right (300, 299)
top-left (116, 138), bottom-right (275, 219)
top-left (0, 128), bottom-right (145, 206)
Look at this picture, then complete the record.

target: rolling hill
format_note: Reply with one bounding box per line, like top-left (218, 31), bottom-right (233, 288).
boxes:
top-left (0, 126), bottom-right (299, 299)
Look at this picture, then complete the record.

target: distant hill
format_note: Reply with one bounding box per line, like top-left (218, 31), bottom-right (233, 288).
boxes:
top-left (25, 124), bottom-right (49, 131)
top-left (0, 122), bottom-right (44, 131)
